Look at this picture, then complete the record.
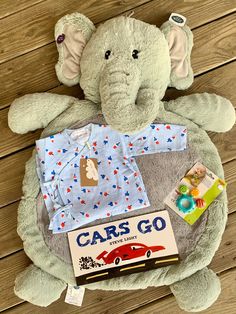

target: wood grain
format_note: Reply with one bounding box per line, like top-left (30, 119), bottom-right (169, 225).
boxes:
top-left (128, 0), bottom-right (236, 29)
top-left (0, 202), bottom-right (22, 258)
top-left (0, 148), bottom-right (33, 208)
top-left (192, 13), bottom-right (236, 75)
top-left (0, 0), bottom-right (46, 19)
top-left (210, 212), bottom-right (236, 273)
top-left (1, 61), bottom-right (235, 158)
top-left (1, 11), bottom-right (236, 110)
top-left (0, 0), bottom-right (151, 64)
top-left (127, 268), bottom-right (236, 314)
top-left (1, 0), bottom-right (235, 64)
top-left (227, 180), bottom-right (236, 214)
top-left (0, 44), bottom-right (59, 109)
top-left (2, 212), bottom-right (236, 313)
top-left (224, 159), bottom-right (236, 215)
top-left (209, 124), bottom-right (236, 164)
top-left (223, 159), bottom-right (236, 184)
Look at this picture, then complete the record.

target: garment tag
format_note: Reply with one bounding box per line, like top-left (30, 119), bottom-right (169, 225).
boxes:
top-left (169, 13), bottom-right (186, 27)
top-left (80, 158), bottom-right (98, 186)
top-left (70, 129), bottom-right (89, 144)
top-left (65, 285), bottom-right (85, 306)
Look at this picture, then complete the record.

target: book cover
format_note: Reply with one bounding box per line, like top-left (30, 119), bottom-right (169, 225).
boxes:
top-left (68, 210), bottom-right (179, 285)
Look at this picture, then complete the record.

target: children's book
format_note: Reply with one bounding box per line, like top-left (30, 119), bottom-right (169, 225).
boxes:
top-left (68, 210), bottom-right (179, 285)
top-left (164, 162), bottom-right (226, 225)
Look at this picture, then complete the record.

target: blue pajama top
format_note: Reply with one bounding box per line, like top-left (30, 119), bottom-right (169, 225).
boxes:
top-left (36, 123), bottom-right (187, 233)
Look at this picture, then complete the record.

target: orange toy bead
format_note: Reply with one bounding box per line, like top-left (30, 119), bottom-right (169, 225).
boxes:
top-left (190, 188), bottom-right (200, 197)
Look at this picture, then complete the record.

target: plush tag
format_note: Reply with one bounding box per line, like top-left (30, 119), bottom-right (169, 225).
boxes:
top-left (80, 158), bottom-right (98, 186)
top-left (65, 285), bottom-right (85, 306)
top-left (169, 13), bottom-right (186, 27)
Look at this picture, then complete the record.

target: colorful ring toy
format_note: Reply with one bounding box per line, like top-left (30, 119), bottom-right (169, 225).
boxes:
top-left (176, 194), bottom-right (196, 213)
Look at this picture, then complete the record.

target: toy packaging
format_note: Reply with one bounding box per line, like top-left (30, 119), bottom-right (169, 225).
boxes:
top-left (164, 162), bottom-right (226, 224)
top-left (68, 210), bottom-right (179, 285)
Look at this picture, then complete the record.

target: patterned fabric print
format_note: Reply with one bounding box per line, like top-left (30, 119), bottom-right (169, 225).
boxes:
top-left (36, 123), bottom-right (187, 233)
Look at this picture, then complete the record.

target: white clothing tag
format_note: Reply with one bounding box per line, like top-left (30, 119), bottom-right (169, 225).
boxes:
top-left (70, 129), bottom-right (90, 144)
top-left (169, 13), bottom-right (186, 27)
top-left (65, 285), bottom-right (85, 306)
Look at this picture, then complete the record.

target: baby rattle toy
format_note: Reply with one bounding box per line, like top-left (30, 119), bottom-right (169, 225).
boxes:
top-left (176, 184), bottom-right (206, 213)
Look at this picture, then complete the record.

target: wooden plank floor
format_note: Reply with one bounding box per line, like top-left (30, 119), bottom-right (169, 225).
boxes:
top-left (0, 0), bottom-right (235, 313)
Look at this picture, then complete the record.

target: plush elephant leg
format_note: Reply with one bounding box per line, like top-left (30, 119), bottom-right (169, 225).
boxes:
top-left (164, 93), bottom-right (235, 132)
top-left (14, 264), bottom-right (67, 307)
top-left (170, 268), bottom-right (221, 312)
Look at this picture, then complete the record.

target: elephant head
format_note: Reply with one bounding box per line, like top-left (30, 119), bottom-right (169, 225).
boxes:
top-left (55, 13), bottom-right (193, 134)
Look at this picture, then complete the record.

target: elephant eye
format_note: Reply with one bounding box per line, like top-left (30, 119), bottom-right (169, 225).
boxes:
top-left (105, 50), bottom-right (111, 60)
top-left (132, 49), bottom-right (139, 59)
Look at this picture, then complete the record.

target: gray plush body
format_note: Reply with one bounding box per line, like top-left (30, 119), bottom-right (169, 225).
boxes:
top-left (8, 13), bottom-right (235, 312)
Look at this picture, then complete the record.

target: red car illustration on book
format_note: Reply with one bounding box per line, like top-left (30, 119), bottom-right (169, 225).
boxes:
top-left (96, 242), bottom-right (165, 265)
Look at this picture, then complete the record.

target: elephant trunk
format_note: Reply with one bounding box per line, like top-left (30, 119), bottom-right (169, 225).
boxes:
top-left (100, 61), bottom-right (160, 134)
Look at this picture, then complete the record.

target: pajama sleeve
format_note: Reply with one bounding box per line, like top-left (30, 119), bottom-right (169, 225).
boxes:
top-left (124, 124), bottom-right (187, 157)
top-left (35, 132), bottom-right (69, 182)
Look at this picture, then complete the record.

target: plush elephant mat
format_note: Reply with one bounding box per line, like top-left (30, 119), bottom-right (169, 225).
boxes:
top-left (37, 114), bottom-right (207, 264)
top-left (18, 108), bottom-right (227, 293)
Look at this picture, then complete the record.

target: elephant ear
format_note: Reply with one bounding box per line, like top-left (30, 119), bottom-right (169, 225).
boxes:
top-left (55, 13), bottom-right (95, 86)
top-left (161, 14), bottom-right (193, 90)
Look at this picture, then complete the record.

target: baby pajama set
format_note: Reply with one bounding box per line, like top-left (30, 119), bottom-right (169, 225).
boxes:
top-left (36, 123), bottom-right (187, 233)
